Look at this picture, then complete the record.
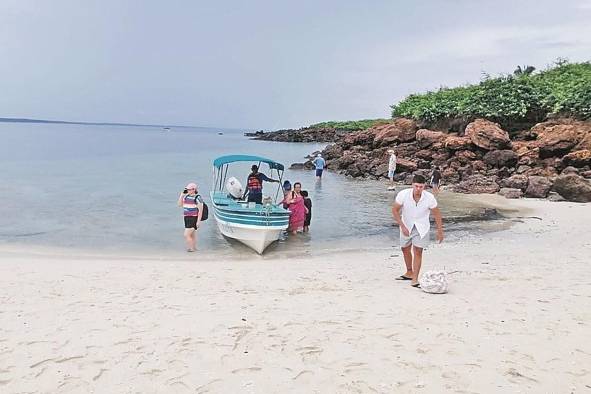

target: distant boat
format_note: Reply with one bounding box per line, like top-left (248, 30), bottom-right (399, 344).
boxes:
top-left (218, 132), bottom-right (224, 135)
top-left (211, 155), bottom-right (290, 254)
top-left (163, 127), bottom-right (171, 131)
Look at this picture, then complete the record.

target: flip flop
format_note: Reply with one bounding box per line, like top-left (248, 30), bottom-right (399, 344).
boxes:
top-left (395, 275), bottom-right (413, 280)
top-left (411, 283), bottom-right (421, 288)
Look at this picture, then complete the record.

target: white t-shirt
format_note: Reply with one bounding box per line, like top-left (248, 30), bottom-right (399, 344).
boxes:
top-left (395, 188), bottom-right (438, 238)
top-left (388, 154), bottom-right (397, 171)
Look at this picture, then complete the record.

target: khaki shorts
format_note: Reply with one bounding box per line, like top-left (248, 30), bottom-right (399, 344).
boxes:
top-left (400, 226), bottom-right (430, 249)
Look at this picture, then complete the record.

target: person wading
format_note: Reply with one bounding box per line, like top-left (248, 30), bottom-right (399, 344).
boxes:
top-left (391, 175), bottom-right (444, 287)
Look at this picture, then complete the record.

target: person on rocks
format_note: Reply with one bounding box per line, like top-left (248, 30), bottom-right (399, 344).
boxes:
top-left (178, 182), bottom-right (204, 252)
top-left (301, 190), bottom-right (312, 232)
top-left (387, 149), bottom-right (397, 190)
top-left (312, 154), bottom-right (326, 180)
top-left (244, 164), bottom-right (280, 204)
top-left (391, 175), bottom-right (444, 288)
top-left (282, 182), bottom-right (307, 235)
top-left (429, 166), bottom-right (442, 195)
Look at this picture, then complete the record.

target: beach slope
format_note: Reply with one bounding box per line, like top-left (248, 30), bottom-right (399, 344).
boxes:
top-left (0, 198), bottom-right (589, 393)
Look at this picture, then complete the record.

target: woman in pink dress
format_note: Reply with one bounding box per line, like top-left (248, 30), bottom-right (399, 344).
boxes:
top-left (282, 182), bottom-right (307, 234)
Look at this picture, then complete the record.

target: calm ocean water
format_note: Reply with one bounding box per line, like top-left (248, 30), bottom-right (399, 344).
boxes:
top-left (0, 122), bottom-right (502, 258)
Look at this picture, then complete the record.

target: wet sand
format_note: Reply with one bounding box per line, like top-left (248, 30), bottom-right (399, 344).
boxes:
top-left (0, 197), bottom-right (589, 393)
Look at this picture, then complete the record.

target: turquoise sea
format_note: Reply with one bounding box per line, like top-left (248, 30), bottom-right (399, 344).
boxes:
top-left (0, 122), bottom-right (501, 258)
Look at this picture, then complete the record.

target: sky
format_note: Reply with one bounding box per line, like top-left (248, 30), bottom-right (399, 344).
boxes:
top-left (1, 0), bottom-right (590, 130)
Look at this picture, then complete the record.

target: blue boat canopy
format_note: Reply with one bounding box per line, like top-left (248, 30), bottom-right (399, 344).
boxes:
top-left (213, 155), bottom-right (285, 171)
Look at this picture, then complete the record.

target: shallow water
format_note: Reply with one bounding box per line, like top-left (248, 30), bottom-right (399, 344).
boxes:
top-left (0, 122), bottom-right (508, 258)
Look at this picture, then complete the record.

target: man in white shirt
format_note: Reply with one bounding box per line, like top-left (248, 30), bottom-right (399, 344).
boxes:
top-left (387, 149), bottom-right (397, 190)
top-left (391, 174), bottom-right (444, 287)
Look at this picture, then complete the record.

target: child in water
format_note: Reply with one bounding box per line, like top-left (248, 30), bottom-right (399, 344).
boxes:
top-left (301, 190), bottom-right (312, 232)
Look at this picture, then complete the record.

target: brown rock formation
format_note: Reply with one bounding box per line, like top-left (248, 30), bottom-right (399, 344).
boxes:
top-left (532, 118), bottom-right (591, 158)
top-left (552, 173), bottom-right (591, 202)
top-left (499, 188), bottom-right (523, 199)
top-left (483, 150), bottom-right (519, 168)
top-left (444, 135), bottom-right (472, 150)
top-left (416, 129), bottom-right (446, 148)
top-left (464, 119), bottom-right (511, 150)
top-left (525, 176), bottom-right (553, 198)
top-left (562, 150), bottom-right (591, 167)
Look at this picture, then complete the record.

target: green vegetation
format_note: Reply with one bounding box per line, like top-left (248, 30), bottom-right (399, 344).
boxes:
top-left (308, 118), bottom-right (390, 131)
top-left (391, 61), bottom-right (591, 125)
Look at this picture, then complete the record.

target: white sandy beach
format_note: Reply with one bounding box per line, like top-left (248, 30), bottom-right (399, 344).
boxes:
top-left (0, 197), bottom-right (590, 393)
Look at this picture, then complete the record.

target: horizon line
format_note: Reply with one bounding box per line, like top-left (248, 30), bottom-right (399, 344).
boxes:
top-left (0, 116), bottom-right (249, 131)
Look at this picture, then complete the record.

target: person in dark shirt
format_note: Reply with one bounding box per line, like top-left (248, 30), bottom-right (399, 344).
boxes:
top-left (245, 164), bottom-right (280, 204)
top-left (301, 190), bottom-right (312, 232)
top-left (429, 167), bottom-right (442, 195)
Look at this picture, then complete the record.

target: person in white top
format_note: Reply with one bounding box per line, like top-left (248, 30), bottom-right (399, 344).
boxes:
top-left (391, 174), bottom-right (444, 288)
top-left (387, 149), bottom-right (397, 190)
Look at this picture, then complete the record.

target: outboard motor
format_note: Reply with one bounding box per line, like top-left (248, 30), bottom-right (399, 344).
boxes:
top-left (226, 177), bottom-right (243, 199)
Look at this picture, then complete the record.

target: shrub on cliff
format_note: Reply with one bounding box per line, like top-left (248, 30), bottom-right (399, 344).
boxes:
top-left (308, 118), bottom-right (389, 131)
top-left (391, 61), bottom-right (591, 127)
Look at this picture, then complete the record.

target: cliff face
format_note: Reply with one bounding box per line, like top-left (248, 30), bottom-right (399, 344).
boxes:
top-left (315, 117), bottom-right (591, 202)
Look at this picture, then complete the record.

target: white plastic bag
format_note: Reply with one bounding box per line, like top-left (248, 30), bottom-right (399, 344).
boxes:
top-left (419, 270), bottom-right (448, 294)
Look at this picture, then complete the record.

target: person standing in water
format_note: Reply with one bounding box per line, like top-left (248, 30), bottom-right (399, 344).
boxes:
top-left (387, 149), bottom-right (397, 190)
top-left (282, 182), bottom-right (307, 234)
top-left (391, 175), bottom-right (444, 288)
top-left (312, 154), bottom-right (326, 180)
top-left (245, 164), bottom-right (280, 204)
top-left (301, 190), bottom-right (312, 232)
top-left (178, 182), bottom-right (204, 252)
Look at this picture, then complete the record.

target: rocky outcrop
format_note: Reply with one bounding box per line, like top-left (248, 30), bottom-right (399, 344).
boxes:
top-left (483, 150), bottom-right (518, 168)
top-left (532, 118), bottom-right (591, 158)
top-left (416, 129), bottom-right (446, 148)
top-left (262, 116), bottom-right (591, 202)
top-left (444, 136), bottom-right (472, 150)
top-left (464, 119), bottom-right (511, 150)
top-left (454, 175), bottom-right (500, 194)
top-left (498, 188), bottom-right (523, 199)
top-left (562, 150), bottom-right (591, 167)
top-left (499, 174), bottom-right (529, 191)
top-left (552, 174), bottom-right (591, 202)
top-left (372, 118), bottom-right (418, 146)
top-left (525, 176), bottom-right (553, 198)
top-left (246, 127), bottom-right (347, 142)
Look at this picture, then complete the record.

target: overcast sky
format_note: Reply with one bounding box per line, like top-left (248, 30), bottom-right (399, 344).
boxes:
top-left (1, 0), bottom-right (590, 129)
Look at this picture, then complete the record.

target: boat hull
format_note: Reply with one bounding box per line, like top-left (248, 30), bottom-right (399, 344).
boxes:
top-left (214, 215), bottom-right (287, 254)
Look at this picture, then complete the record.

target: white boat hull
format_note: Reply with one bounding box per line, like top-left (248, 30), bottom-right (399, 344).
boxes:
top-left (214, 217), bottom-right (286, 254)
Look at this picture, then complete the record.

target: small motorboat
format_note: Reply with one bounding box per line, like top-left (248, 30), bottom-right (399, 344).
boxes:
top-left (211, 155), bottom-right (290, 254)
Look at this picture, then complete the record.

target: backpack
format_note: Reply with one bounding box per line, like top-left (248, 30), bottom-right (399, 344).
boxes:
top-left (195, 195), bottom-right (209, 221)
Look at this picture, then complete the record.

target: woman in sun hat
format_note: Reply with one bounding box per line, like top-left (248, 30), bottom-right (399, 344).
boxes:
top-left (177, 182), bottom-right (203, 252)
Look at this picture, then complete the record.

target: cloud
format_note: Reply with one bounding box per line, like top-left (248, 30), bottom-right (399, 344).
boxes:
top-left (387, 22), bottom-right (591, 65)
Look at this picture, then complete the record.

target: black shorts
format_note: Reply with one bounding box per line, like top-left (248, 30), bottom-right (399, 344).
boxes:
top-left (184, 216), bottom-right (198, 229)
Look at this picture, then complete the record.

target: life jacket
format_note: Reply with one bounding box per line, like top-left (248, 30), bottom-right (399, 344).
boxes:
top-left (247, 173), bottom-right (262, 192)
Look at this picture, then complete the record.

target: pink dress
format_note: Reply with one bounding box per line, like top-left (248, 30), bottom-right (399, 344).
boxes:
top-left (283, 192), bottom-right (306, 232)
